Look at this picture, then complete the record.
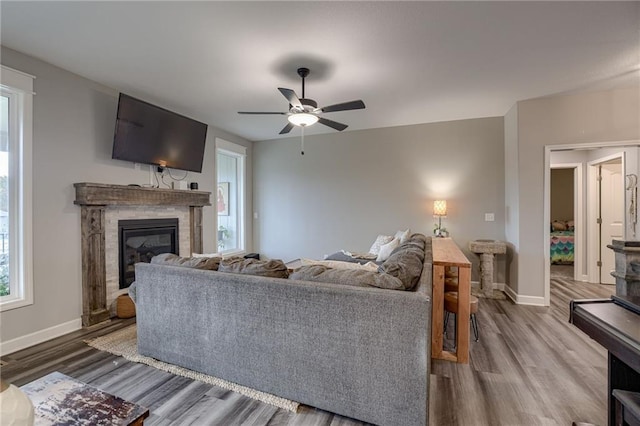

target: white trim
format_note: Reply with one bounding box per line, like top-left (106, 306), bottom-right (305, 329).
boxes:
top-left (503, 285), bottom-right (546, 306)
top-left (470, 280), bottom-right (505, 292)
top-left (216, 138), bottom-right (247, 155)
top-left (548, 163), bottom-right (584, 284)
top-left (215, 138), bottom-right (247, 253)
top-left (587, 151), bottom-right (626, 284)
top-left (587, 162), bottom-right (599, 282)
top-left (1, 65), bottom-right (36, 81)
top-left (0, 318), bottom-right (82, 356)
top-left (0, 65), bottom-right (34, 312)
top-left (0, 65), bottom-right (36, 95)
top-left (543, 141), bottom-right (639, 305)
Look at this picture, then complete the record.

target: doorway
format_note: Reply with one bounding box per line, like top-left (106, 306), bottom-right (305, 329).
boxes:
top-left (543, 142), bottom-right (639, 306)
top-left (549, 167), bottom-right (578, 281)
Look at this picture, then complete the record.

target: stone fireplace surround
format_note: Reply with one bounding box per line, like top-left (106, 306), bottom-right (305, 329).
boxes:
top-left (74, 183), bottom-right (211, 326)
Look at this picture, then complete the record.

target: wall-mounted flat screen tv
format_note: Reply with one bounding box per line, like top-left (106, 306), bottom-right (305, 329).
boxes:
top-left (112, 93), bottom-right (208, 173)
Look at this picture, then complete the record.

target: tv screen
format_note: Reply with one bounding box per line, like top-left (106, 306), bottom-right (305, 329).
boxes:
top-left (112, 93), bottom-right (208, 173)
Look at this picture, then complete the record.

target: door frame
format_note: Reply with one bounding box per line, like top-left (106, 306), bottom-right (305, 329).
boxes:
top-left (543, 140), bottom-right (637, 306)
top-left (549, 163), bottom-right (584, 282)
top-left (587, 152), bottom-right (625, 283)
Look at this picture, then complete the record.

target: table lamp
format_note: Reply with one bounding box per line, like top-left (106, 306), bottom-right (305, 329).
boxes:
top-left (433, 200), bottom-right (447, 237)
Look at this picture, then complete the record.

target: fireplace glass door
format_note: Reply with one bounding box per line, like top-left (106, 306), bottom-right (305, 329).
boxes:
top-left (118, 218), bottom-right (178, 289)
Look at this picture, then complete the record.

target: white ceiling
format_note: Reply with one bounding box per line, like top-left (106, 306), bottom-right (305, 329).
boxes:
top-left (1, 1), bottom-right (639, 141)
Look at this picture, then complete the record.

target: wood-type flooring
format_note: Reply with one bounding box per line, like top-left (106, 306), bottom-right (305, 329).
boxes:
top-left (1, 274), bottom-right (614, 425)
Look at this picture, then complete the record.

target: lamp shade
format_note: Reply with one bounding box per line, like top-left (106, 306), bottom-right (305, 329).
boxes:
top-left (433, 200), bottom-right (447, 216)
top-left (288, 113), bottom-right (319, 127)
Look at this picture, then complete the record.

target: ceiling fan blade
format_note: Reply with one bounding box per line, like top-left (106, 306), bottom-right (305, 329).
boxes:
top-left (278, 88), bottom-right (303, 108)
top-left (321, 100), bottom-right (365, 113)
top-left (318, 117), bottom-right (348, 131)
top-left (238, 111), bottom-right (286, 115)
top-left (279, 122), bottom-right (294, 134)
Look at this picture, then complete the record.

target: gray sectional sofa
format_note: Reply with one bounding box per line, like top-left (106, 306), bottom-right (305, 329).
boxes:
top-left (134, 234), bottom-right (432, 426)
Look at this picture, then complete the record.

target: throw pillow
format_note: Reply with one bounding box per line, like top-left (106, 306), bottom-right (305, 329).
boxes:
top-left (299, 258), bottom-right (379, 272)
top-left (376, 238), bottom-right (400, 262)
top-left (219, 258), bottom-right (289, 278)
top-left (394, 229), bottom-right (411, 244)
top-left (552, 220), bottom-right (567, 231)
top-left (368, 235), bottom-right (394, 255)
top-left (150, 253), bottom-right (221, 270)
top-left (290, 265), bottom-right (405, 290)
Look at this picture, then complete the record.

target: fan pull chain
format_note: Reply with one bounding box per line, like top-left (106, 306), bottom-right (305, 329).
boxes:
top-left (301, 126), bottom-right (305, 155)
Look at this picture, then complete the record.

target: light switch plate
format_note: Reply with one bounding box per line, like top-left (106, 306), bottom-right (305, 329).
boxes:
top-left (485, 213), bottom-right (495, 222)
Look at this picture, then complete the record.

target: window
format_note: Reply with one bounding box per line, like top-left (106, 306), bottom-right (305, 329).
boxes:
top-left (216, 139), bottom-right (246, 254)
top-left (0, 65), bottom-right (34, 311)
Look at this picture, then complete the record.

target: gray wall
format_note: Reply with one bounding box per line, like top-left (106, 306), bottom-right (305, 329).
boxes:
top-left (254, 117), bottom-right (506, 282)
top-left (550, 169), bottom-right (574, 221)
top-left (511, 84), bottom-right (640, 300)
top-left (504, 104), bottom-right (519, 290)
top-left (0, 47), bottom-right (253, 342)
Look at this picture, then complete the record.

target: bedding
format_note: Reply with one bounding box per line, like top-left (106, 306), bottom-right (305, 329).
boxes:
top-left (550, 230), bottom-right (574, 264)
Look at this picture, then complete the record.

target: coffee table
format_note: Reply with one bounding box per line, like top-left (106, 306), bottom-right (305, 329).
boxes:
top-left (21, 371), bottom-right (149, 425)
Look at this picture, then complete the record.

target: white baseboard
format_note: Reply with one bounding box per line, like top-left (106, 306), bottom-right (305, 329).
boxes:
top-left (0, 318), bottom-right (82, 356)
top-left (503, 285), bottom-right (546, 306)
top-left (468, 280), bottom-right (545, 305)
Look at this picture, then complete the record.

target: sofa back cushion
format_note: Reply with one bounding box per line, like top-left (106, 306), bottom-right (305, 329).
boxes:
top-left (219, 257), bottom-right (289, 278)
top-left (290, 265), bottom-right (405, 290)
top-left (151, 253), bottom-right (221, 270)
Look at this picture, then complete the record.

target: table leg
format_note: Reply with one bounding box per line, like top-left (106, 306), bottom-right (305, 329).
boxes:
top-left (431, 264), bottom-right (445, 359)
top-left (456, 266), bottom-right (471, 363)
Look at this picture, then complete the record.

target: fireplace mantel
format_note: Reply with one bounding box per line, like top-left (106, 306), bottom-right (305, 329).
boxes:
top-left (74, 183), bottom-right (211, 326)
top-left (74, 183), bottom-right (210, 207)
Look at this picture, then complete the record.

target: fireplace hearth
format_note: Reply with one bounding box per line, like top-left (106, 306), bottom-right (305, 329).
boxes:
top-left (118, 218), bottom-right (178, 289)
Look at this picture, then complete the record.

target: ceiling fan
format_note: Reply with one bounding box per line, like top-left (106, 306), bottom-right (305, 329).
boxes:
top-left (238, 67), bottom-right (366, 135)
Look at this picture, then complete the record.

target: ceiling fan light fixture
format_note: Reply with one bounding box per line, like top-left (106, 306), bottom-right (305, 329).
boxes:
top-left (288, 112), bottom-right (319, 127)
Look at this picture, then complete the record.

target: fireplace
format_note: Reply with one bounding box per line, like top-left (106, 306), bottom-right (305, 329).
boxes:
top-left (118, 218), bottom-right (178, 289)
top-left (75, 183), bottom-right (210, 326)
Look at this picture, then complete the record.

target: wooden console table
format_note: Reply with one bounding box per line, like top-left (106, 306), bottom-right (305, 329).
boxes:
top-left (431, 237), bottom-right (471, 363)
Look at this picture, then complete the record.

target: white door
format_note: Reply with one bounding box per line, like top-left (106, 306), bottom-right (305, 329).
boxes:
top-left (600, 161), bottom-right (624, 284)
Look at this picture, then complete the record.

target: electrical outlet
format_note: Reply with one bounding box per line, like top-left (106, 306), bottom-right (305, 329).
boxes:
top-left (485, 213), bottom-right (495, 222)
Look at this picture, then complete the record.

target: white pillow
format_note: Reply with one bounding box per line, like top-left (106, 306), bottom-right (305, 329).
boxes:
top-left (376, 238), bottom-right (400, 262)
top-left (394, 229), bottom-right (411, 244)
top-left (300, 258), bottom-right (379, 272)
top-left (369, 235), bottom-right (394, 255)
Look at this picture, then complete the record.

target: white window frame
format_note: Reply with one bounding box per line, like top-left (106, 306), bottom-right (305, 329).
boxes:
top-left (215, 138), bottom-right (246, 255)
top-left (0, 65), bottom-right (34, 311)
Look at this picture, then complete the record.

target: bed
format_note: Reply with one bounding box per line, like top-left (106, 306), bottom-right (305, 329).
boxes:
top-left (550, 220), bottom-right (575, 264)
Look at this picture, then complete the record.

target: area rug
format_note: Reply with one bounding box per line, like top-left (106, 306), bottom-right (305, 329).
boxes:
top-left (85, 325), bottom-right (299, 413)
